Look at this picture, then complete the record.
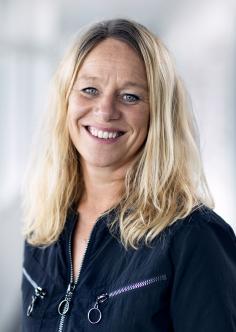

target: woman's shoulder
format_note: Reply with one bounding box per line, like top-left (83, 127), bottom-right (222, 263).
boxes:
top-left (164, 206), bottom-right (236, 330)
top-left (165, 205), bottom-right (236, 266)
top-left (167, 205), bottom-right (235, 240)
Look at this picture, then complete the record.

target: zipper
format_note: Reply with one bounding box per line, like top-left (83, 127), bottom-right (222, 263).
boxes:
top-left (23, 267), bottom-right (47, 317)
top-left (57, 235), bottom-right (89, 332)
top-left (57, 213), bottom-right (100, 332)
top-left (88, 274), bottom-right (167, 324)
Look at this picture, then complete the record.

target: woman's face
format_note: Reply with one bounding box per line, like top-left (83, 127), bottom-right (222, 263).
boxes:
top-left (67, 38), bottom-right (149, 171)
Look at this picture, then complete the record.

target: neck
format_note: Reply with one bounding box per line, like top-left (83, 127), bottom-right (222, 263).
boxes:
top-left (79, 163), bottom-right (127, 214)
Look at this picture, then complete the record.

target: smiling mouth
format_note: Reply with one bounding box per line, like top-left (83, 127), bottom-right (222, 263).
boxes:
top-left (85, 126), bottom-right (125, 139)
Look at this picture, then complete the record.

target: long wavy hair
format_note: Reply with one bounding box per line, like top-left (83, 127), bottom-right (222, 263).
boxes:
top-left (22, 18), bottom-right (214, 249)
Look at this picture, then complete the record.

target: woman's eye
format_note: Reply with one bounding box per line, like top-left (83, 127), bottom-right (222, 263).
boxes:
top-left (122, 94), bottom-right (140, 103)
top-left (81, 87), bottom-right (98, 96)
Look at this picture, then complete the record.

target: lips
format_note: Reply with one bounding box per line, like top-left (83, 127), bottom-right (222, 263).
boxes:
top-left (85, 126), bottom-right (125, 139)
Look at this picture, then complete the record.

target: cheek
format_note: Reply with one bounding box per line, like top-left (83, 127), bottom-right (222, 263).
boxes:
top-left (67, 95), bottom-right (90, 120)
top-left (68, 105), bottom-right (83, 121)
top-left (67, 102), bottom-right (82, 142)
top-left (128, 109), bottom-right (150, 135)
top-left (67, 115), bottom-right (77, 147)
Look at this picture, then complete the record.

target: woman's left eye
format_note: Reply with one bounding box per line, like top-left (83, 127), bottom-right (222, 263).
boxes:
top-left (122, 94), bottom-right (140, 103)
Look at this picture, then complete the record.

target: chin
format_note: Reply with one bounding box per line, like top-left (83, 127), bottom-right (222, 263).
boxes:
top-left (80, 153), bottom-right (126, 169)
top-left (85, 159), bottom-right (120, 168)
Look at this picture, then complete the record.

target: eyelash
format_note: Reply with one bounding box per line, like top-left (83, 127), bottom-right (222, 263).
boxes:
top-left (81, 88), bottom-right (140, 104)
top-left (121, 94), bottom-right (140, 103)
top-left (81, 87), bottom-right (98, 95)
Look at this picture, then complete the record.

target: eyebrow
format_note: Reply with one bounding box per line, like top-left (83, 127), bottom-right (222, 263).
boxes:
top-left (77, 75), bottom-right (148, 91)
top-left (122, 81), bottom-right (148, 90)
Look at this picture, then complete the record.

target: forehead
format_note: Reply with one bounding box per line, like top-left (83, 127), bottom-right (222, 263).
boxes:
top-left (77, 38), bottom-right (147, 83)
top-left (85, 37), bottom-right (140, 58)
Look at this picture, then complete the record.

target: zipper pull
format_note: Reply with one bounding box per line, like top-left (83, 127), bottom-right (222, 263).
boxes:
top-left (58, 282), bottom-right (76, 316)
top-left (88, 293), bottom-right (109, 324)
top-left (27, 287), bottom-right (46, 317)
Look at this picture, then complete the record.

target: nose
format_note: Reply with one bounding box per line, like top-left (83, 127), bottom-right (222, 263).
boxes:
top-left (93, 94), bottom-right (121, 121)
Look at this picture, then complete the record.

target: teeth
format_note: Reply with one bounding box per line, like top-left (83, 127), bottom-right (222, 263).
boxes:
top-left (103, 132), bottom-right (109, 139)
top-left (88, 126), bottom-right (121, 139)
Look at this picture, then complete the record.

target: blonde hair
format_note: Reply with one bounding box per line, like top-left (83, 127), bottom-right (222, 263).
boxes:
top-left (22, 18), bottom-right (214, 249)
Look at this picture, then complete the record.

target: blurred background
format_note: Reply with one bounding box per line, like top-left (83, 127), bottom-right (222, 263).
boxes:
top-left (0, 0), bottom-right (235, 330)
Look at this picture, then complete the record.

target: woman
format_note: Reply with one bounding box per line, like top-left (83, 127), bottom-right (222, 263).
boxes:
top-left (21, 18), bottom-right (236, 331)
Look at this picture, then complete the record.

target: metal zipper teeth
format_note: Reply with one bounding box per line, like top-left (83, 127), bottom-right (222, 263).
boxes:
top-left (23, 267), bottom-right (39, 289)
top-left (109, 275), bottom-right (167, 297)
top-left (58, 238), bottom-right (90, 332)
top-left (57, 214), bottom-right (99, 332)
top-left (23, 267), bottom-right (47, 316)
top-left (87, 274), bottom-right (167, 324)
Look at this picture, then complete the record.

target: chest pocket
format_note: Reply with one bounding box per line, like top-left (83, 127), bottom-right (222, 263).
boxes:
top-left (22, 267), bottom-right (47, 317)
top-left (21, 255), bottom-right (58, 332)
top-left (86, 274), bottom-right (168, 331)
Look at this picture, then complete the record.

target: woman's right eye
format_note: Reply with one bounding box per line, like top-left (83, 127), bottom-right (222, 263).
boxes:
top-left (81, 87), bottom-right (98, 96)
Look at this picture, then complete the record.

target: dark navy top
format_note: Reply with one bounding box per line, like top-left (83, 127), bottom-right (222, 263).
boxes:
top-left (21, 206), bottom-right (236, 331)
